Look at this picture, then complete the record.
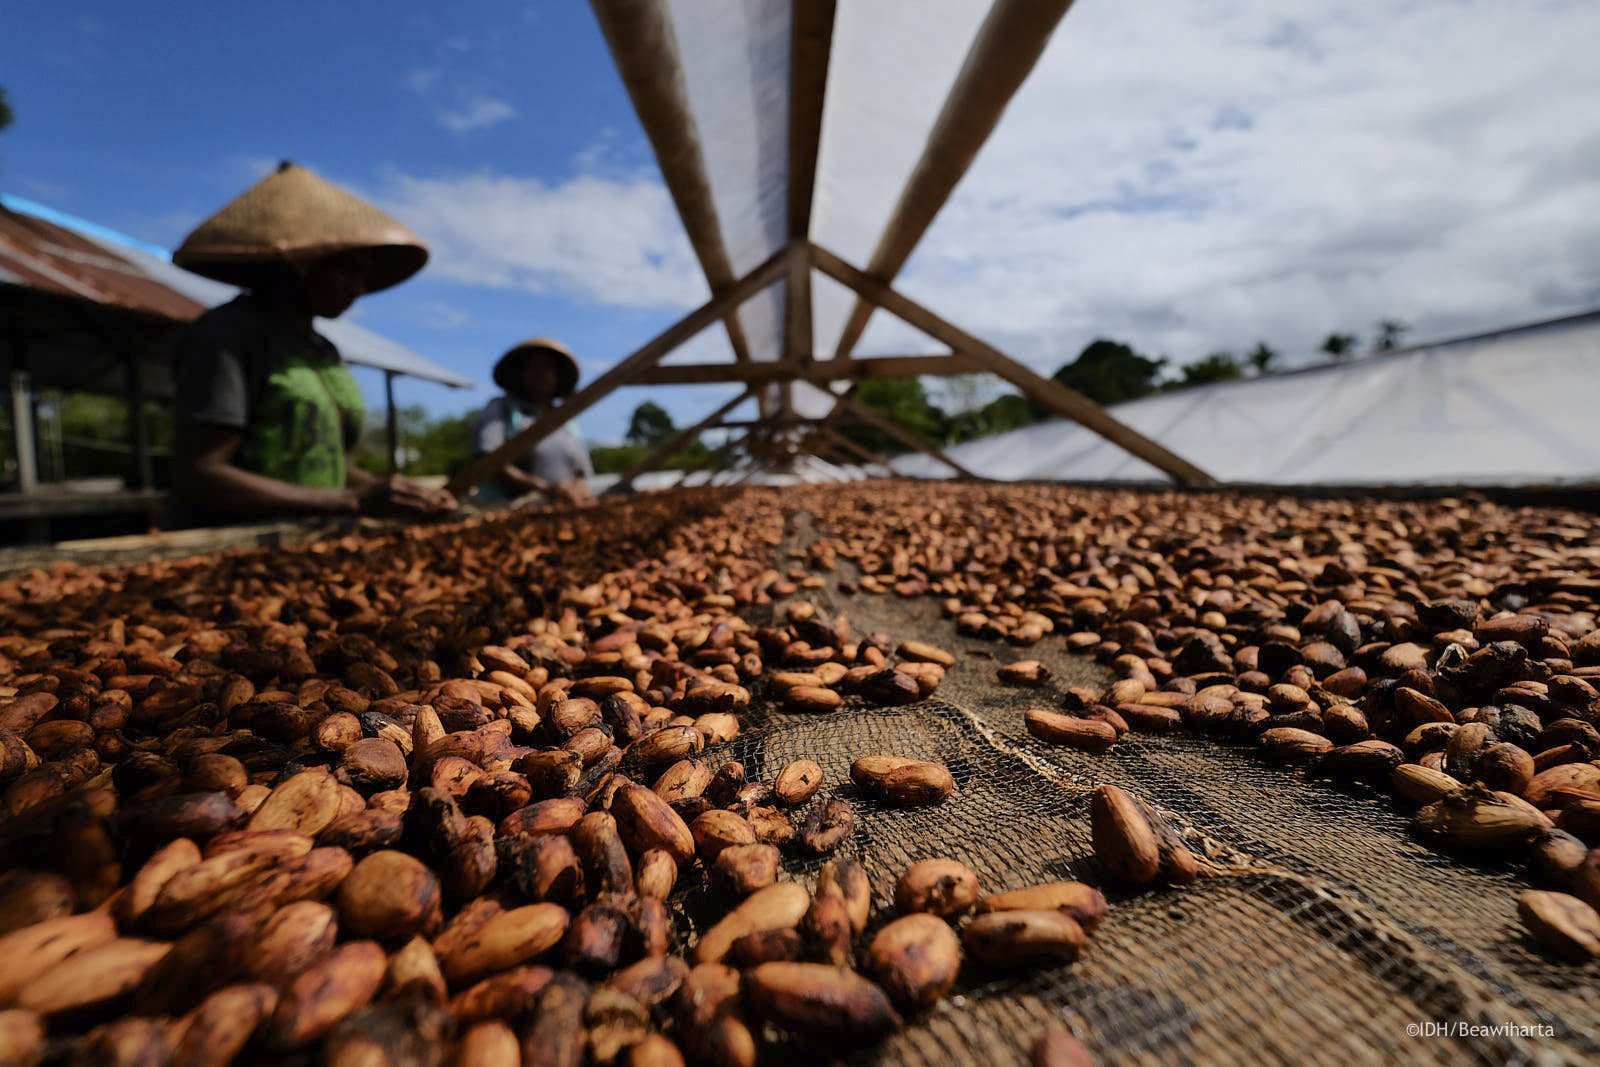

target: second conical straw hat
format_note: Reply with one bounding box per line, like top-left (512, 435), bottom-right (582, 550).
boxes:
top-left (173, 161), bottom-right (427, 293)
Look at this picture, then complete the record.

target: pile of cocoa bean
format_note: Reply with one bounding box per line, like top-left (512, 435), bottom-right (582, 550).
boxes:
top-left (2, 479), bottom-right (1598, 1064)
top-left (802, 483), bottom-right (1600, 961)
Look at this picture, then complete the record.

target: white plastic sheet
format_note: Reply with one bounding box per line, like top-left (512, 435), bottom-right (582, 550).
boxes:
top-left (890, 313), bottom-right (1600, 485)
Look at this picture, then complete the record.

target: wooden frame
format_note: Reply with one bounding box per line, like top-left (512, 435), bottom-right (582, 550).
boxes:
top-left (812, 244), bottom-right (1214, 486)
top-left (606, 387), bottom-right (754, 494)
top-left (590, 0), bottom-right (756, 366)
top-left (831, 0), bottom-right (1078, 361)
top-left (517, 1), bottom-right (1211, 492)
top-left (444, 247), bottom-right (787, 497)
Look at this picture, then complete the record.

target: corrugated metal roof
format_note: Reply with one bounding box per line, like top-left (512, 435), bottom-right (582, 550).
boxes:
top-left (0, 206), bottom-right (205, 321)
top-left (0, 201), bottom-right (475, 390)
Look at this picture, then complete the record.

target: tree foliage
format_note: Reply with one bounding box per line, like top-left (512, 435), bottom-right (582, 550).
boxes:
top-left (838, 378), bottom-right (948, 456)
top-left (1321, 333), bottom-right (1358, 361)
top-left (1048, 339), bottom-right (1166, 408)
top-left (625, 401), bottom-right (676, 447)
top-left (1170, 352), bottom-right (1245, 388)
top-left (1373, 319), bottom-right (1409, 353)
top-left (1247, 342), bottom-right (1278, 376)
top-left (0, 88), bottom-right (13, 134)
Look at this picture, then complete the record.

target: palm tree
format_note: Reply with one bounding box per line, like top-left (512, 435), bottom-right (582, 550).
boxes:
top-left (1247, 342), bottom-right (1278, 376)
top-left (1320, 333), bottom-right (1358, 361)
top-left (1373, 320), bottom-right (1408, 353)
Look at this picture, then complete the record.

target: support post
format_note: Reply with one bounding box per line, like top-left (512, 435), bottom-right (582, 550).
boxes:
top-left (129, 353), bottom-right (152, 489)
top-left (11, 370), bottom-right (37, 494)
top-left (819, 425), bottom-right (888, 470)
top-left (812, 243), bottom-right (1215, 487)
top-left (671, 427), bottom-right (748, 489)
top-left (590, 0), bottom-right (757, 365)
top-left (445, 247), bottom-right (787, 498)
top-left (384, 372), bottom-right (400, 474)
top-left (832, 0), bottom-right (1077, 360)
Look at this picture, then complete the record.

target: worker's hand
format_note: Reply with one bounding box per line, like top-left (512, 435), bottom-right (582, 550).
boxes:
top-left (393, 475), bottom-right (458, 514)
top-left (356, 475), bottom-right (455, 519)
top-left (548, 480), bottom-right (589, 507)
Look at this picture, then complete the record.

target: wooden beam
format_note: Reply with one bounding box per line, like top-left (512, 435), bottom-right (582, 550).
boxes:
top-left (812, 243), bottom-right (1215, 486)
top-left (608, 388), bottom-right (753, 494)
top-left (784, 241), bottom-right (814, 364)
top-left (832, 0), bottom-right (1076, 361)
top-left (633, 353), bottom-right (980, 386)
top-left (840, 397), bottom-right (978, 480)
top-left (590, 0), bottom-right (757, 364)
top-left (717, 414), bottom-right (822, 431)
top-left (784, 0), bottom-right (834, 362)
top-left (819, 425), bottom-right (887, 469)
top-left (787, 2), bottom-right (836, 242)
top-left (670, 427), bottom-right (749, 489)
top-left (446, 247), bottom-right (787, 497)
top-left (384, 371), bottom-right (399, 476)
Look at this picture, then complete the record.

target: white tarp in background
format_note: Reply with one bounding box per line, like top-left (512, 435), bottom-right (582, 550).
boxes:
top-left (890, 311), bottom-right (1600, 485)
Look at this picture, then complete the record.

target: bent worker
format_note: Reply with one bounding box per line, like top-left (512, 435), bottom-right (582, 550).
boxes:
top-left (169, 161), bottom-right (455, 526)
top-left (470, 338), bottom-right (593, 506)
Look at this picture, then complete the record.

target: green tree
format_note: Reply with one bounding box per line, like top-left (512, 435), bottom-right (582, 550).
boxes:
top-left (1169, 352), bottom-right (1245, 389)
top-left (1373, 319), bottom-right (1408, 353)
top-left (588, 439), bottom-right (715, 476)
top-left (1246, 342), bottom-right (1278, 376)
top-left (0, 88), bottom-right (13, 133)
top-left (839, 378), bottom-right (947, 456)
top-left (1047, 339), bottom-right (1167, 410)
top-left (1321, 333), bottom-right (1358, 361)
top-left (625, 401), bottom-right (675, 447)
top-left (352, 405), bottom-right (475, 478)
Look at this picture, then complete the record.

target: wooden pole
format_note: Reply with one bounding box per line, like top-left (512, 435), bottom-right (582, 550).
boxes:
top-left (784, 241), bottom-right (814, 365)
top-left (839, 397), bottom-right (978, 480)
top-left (446, 247), bottom-right (787, 498)
top-left (384, 371), bottom-right (400, 475)
top-left (670, 427), bottom-right (748, 489)
top-left (129, 353), bottom-right (152, 489)
top-left (832, 0), bottom-right (1077, 361)
top-left (590, 0), bottom-right (757, 365)
top-left (9, 370), bottom-right (36, 494)
top-left (633, 353), bottom-right (978, 386)
top-left (784, 0), bottom-right (833, 364)
top-left (608, 387), bottom-right (753, 494)
top-left (812, 243), bottom-right (1215, 487)
top-left (819, 425), bottom-right (888, 470)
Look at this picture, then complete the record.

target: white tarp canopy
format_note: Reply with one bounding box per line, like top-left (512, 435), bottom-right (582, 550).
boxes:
top-left (889, 311), bottom-right (1600, 486)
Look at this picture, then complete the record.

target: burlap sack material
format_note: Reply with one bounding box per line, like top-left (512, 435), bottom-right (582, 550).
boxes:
top-left (658, 510), bottom-right (1599, 1067)
top-left (173, 161), bottom-right (427, 293)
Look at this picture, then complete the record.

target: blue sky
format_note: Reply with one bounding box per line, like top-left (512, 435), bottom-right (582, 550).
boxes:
top-left (4, 1), bottom-right (1600, 444)
top-left (1, 1), bottom-right (732, 442)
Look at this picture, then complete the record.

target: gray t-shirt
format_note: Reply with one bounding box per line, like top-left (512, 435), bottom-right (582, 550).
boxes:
top-left (472, 395), bottom-right (593, 487)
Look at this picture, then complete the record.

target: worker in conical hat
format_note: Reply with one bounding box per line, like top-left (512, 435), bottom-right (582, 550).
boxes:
top-left (169, 161), bottom-right (455, 525)
top-left (469, 337), bottom-right (593, 507)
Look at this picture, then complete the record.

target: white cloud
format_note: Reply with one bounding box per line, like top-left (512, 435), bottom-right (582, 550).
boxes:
top-left (406, 68), bottom-right (442, 94)
top-left (812, 0), bottom-right (1600, 372)
top-left (436, 96), bottom-right (518, 133)
top-left (371, 167), bottom-right (705, 310)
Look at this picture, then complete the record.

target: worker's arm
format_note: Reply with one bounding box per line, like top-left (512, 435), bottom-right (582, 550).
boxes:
top-left (496, 462), bottom-right (547, 498)
top-left (175, 424), bottom-right (359, 519)
top-left (346, 462), bottom-right (457, 512)
top-left (175, 424), bottom-right (451, 520)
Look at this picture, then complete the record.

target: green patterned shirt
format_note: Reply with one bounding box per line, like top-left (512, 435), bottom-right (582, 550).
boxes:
top-left (174, 294), bottom-right (365, 500)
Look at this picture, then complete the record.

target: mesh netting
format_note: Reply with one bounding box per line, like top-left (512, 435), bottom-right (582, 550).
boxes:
top-left (652, 508), bottom-right (1599, 1067)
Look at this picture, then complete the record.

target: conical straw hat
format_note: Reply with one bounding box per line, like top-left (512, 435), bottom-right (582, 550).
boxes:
top-left (173, 161), bottom-right (427, 292)
top-left (494, 337), bottom-right (580, 398)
